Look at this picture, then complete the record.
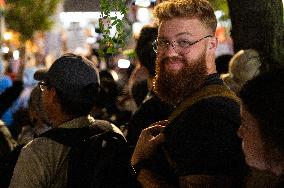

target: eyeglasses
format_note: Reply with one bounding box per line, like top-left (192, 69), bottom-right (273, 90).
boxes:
top-left (152, 35), bottom-right (212, 55)
top-left (38, 81), bottom-right (48, 91)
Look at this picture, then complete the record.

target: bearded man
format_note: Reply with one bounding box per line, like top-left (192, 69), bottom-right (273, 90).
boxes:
top-left (131, 0), bottom-right (248, 187)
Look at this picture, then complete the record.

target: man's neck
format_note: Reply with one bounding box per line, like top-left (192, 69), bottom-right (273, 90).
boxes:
top-left (51, 113), bottom-right (75, 128)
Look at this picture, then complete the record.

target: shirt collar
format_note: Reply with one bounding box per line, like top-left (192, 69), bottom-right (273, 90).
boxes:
top-left (205, 73), bottom-right (223, 86)
top-left (58, 115), bottom-right (95, 129)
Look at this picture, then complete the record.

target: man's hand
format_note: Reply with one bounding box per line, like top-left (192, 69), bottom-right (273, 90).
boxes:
top-left (131, 124), bottom-right (166, 165)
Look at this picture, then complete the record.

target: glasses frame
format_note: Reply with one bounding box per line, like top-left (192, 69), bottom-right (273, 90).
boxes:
top-left (152, 35), bottom-right (213, 55)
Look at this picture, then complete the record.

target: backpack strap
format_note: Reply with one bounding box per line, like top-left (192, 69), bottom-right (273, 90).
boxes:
top-left (168, 84), bottom-right (240, 123)
top-left (37, 119), bottom-right (122, 146)
top-left (38, 127), bottom-right (95, 146)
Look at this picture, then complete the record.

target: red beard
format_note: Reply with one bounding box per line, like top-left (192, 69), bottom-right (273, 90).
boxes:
top-left (153, 53), bottom-right (207, 105)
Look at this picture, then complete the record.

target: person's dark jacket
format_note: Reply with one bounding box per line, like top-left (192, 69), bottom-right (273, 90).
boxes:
top-left (127, 92), bottom-right (173, 147)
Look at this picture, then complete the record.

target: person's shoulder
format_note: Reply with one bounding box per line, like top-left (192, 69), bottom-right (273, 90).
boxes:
top-left (22, 136), bottom-right (68, 154)
top-left (199, 95), bottom-right (239, 106)
top-left (90, 119), bottom-right (124, 136)
top-left (169, 96), bottom-right (240, 128)
top-left (138, 95), bottom-right (173, 113)
top-left (189, 95), bottom-right (240, 112)
top-left (175, 96), bottom-right (240, 124)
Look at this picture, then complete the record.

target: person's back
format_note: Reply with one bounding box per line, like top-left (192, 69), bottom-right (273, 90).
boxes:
top-left (10, 117), bottom-right (133, 188)
top-left (9, 54), bottom-right (137, 188)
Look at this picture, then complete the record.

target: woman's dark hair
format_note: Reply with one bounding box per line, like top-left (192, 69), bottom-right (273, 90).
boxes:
top-left (95, 71), bottom-right (119, 112)
top-left (135, 25), bottom-right (158, 77)
top-left (240, 67), bottom-right (284, 152)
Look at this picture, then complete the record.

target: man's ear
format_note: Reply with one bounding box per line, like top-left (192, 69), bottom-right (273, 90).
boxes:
top-left (206, 36), bottom-right (218, 74)
top-left (208, 37), bottom-right (218, 50)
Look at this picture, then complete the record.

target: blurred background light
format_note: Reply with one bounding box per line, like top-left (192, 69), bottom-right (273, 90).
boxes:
top-left (135, 0), bottom-right (151, 7)
top-left (137, 8), bottom-right (150, 23)
top-left (118, 59), bottom-right (130, 69)
top-left (3, 32), bottom-right (12, 41)
top-left (13, 50), bottom-right (20, 60)
top-left (215, 10), bottom-right (224, 20)
top-left (2, 46), bottom-right (9, 53)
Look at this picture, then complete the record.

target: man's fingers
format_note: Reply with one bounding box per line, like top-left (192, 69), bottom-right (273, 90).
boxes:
top-left (149, 120), bottom-right (168, 127)
top-left (151, 133), bottom-right (166, 145)
top-left (156, 120), bottom-right (169, 126)
top-left (144, 125), bottom-right (165, 136)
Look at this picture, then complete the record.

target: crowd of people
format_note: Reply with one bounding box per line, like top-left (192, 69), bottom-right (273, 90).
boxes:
top-left (0, 0), bottom-right (283, 187)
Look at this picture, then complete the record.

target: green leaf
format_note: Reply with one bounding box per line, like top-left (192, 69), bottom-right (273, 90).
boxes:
top-left (99, 0), bottom-right (128, 58)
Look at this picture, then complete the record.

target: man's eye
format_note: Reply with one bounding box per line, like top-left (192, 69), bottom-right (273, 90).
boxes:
top-left (177, 40), bottom-right (191, 47)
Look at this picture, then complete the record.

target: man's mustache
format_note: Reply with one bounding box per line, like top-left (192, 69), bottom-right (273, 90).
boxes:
top-left (160, 57), bottom-right (185, 64)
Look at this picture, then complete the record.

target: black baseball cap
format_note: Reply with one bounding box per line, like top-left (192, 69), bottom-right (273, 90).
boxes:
top-left (34, 53), bottom-right (100, 97)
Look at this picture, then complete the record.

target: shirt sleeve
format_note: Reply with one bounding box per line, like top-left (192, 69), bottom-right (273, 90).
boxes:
top-left (164, 97), bottom-right (247, 176)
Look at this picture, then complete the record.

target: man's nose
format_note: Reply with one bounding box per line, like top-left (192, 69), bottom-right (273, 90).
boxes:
top-left (164, 42), bottom-right (179, 56)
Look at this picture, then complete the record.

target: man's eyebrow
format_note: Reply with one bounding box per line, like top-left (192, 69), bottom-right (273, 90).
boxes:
top-left (175, 32), bottom-right (193, 37)
top-left (158, 32), bottom-right (194, 40)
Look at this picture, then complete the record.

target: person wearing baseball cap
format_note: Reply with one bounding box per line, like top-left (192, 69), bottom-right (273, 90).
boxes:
top-left (9, 53), bottom-right (134, 188)
top-left (34, 53), bottom-right (101, 125)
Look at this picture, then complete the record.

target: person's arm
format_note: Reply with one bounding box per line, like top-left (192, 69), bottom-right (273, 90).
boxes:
top-left (131, 124), bottom-right (176, 187)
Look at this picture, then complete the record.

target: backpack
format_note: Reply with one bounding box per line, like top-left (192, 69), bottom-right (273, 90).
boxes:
top-left (38, 124), bottom-right (139, 188)
top-left (0, 123), bottom-right (139, 188)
